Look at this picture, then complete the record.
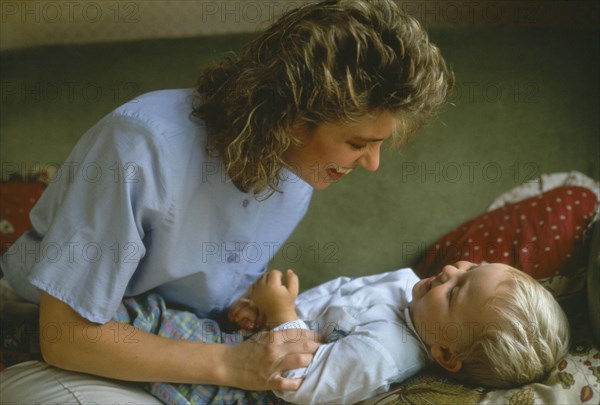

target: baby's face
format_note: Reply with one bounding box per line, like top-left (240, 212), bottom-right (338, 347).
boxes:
top-left (409, 261), bottom-right (511, 352)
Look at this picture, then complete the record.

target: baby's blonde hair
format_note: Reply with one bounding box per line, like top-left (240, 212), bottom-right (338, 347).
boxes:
top-left (455, 267), bottom-right (570, 388)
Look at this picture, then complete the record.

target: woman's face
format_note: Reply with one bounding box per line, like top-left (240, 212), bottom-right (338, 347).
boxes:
top-left (284, 112), bottom-right (396, 189)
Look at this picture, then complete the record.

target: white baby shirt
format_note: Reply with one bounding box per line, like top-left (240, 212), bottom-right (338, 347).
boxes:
top-left (275, 268), bottom-right (430, 405)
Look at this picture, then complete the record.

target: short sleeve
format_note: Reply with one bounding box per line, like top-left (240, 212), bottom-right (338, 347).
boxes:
top-left (25, 113), bottom-right (169, 323)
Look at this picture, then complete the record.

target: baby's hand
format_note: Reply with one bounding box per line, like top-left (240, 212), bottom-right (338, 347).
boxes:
top-left (249, 269), bottom-right (299, 326)
top-left (227, 297), bottom-right (266, 332)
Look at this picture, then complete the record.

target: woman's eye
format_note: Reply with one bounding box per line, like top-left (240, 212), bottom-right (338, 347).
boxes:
top-left (349, 143), bottom-right (367, 150)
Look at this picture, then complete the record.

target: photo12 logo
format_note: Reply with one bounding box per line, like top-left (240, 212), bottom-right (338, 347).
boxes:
top-left (398, 161), bottom-right (540, 184)
top-left (200, 1), bottom-right (305, 23)
top-left (401, 1), bottom-right (542, 26)
top-left (1, 1), bottom-right (140, 24)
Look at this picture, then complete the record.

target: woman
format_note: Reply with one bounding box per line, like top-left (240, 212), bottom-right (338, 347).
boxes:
top-left (0, 0), bottom-right (453, 402)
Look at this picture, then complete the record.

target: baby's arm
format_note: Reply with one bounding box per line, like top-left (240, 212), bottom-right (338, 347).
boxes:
top-left (228, 269), bottom-right (299, 331)
top-left (249, 269), bottom-right (299, 327)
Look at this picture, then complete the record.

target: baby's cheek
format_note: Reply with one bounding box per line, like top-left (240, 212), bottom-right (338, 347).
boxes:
top-left (410, 300), bottom-right (429, 326)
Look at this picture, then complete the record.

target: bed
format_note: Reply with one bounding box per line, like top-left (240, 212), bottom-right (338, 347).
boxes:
top-left (362, 172), bottom-right (600, 405)
top-left (1, 171), bottom-right (598, 404)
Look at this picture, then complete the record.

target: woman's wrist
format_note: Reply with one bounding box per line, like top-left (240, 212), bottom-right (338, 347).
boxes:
top-left (217, 343), bottom-right (236, 386)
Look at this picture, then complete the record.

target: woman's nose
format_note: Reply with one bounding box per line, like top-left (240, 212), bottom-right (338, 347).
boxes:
top-left (358, 144), bottom-right (381, 172)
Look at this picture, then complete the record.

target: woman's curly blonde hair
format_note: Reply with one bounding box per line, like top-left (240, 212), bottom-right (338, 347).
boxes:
top-left (194, 0), bottom-right (454, 195)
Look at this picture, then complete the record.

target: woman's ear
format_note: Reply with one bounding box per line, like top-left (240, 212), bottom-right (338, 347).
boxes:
top-left (430, 344), bottom-right (463, 373)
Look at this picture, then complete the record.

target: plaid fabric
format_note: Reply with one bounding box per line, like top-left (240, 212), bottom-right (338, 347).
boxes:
top-left (114, 293), bottom-right (286, 405)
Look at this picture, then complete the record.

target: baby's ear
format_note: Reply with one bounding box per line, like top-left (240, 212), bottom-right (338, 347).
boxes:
top-left (430, 344), bottom-right (463, 373)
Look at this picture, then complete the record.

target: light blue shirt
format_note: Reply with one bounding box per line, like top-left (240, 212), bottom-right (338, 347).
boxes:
top-left (274, 268), bottom-right (430, 405)
top-left (1, 89), bottom-right (313, 323)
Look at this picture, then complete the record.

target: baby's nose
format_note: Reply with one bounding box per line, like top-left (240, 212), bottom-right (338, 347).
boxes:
top-left (440, 265), bottom-right (455, 277)
top-left (432, 271), bottom-right (448, 286)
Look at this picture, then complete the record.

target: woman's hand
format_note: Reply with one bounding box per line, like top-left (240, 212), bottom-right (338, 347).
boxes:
top-left (223, 327), bottom-right (320, 391)
top-left (248, 269), bottom-right (299, 326)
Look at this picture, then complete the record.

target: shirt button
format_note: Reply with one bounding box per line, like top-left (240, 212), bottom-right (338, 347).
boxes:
top-left (242, 199), bottom-right (249, 208)
top-left (227, 253), bottom-right (238, 263)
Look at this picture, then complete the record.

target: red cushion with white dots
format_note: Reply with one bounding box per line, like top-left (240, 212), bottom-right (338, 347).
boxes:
top-left (0, 182), bottom-right (47, 255)
top-left (414, 186), bottom-right (598, 280)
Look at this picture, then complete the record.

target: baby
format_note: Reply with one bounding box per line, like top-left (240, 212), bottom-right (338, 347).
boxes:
top-left (228, 261), bottom-right (570, 403)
